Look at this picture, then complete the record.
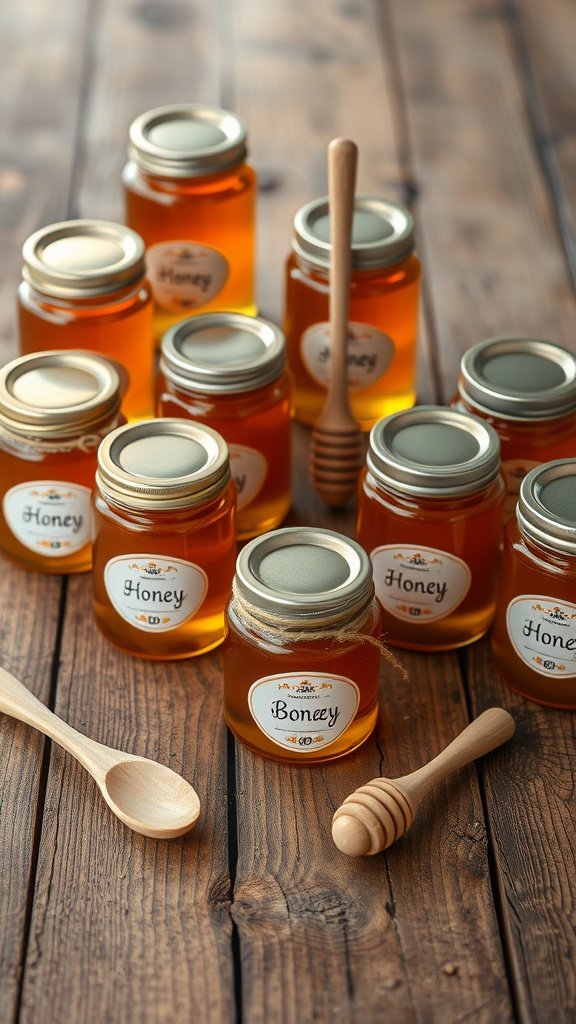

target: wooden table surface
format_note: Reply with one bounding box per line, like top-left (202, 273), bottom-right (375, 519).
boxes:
top-left (1, 1), bottom-right (575, 1022)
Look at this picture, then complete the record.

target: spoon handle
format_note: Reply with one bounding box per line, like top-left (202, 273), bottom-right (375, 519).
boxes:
top-left (0, 666), bottom-right (115, 777)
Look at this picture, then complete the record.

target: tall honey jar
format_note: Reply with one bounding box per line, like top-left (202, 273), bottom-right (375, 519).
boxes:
top-left (92, 418), bottom-right (236, 659)
top-left (0, 351), bottom-right (123, 574)
top-left (123, 104), bottom-right (256, 344)
top-left (157, 313), bottom-right (292, 540)
top-left (284, 196), bottom-right (420, 430)
top-left (454, 337), bottom-right (576, 519)
top-left (492, 459), bottom-right (576, 709)
top-left (17, 220), bottom-right (153, 421)
top-left (357, 406), bottom-right (505, 651)
top-left (223, 527), bottom-right (384, 764)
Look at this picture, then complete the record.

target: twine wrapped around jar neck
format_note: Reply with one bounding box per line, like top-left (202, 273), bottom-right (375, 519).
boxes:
top-left (229, 578), bottom-right (407, 677)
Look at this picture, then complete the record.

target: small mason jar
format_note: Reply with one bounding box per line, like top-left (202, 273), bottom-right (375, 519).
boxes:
top-left (0, 350), bottom-right (123, 573)
top-left (92, 419), bottom-right (236, 659)
top-left (454, 337), bottom-right (576, 520)
top-left (357, 406), bottom-right (505, 651)
top-left (17, 220), bottom-right (153, 421)
top-left (157, 312), bottom-right (292, 539)
top-left (223, 527), bottom-right (383, 764)
top-left (123, 103), bottom-right (257, 344)
top-left (491, 459), bottom-right (576, 709)
top-left (284, 196), bottom-right (420, 430)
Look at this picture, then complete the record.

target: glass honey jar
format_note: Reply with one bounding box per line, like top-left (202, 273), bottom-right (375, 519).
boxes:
top-left (92, 418), bottom-right (236, 659)
top-left (357, 406), bottom-right (505, 651)
top-left (123, 104), bottom-right (257, 345)
top-left (223, 527), bottom-right (384, 764)
top-left (454, 337), bottom-right (576, 520)
top-left (491, 460), bottom-right (576, 709)
top-left (157, 312), bottom-right (292, 540)
top-left (284, 196), bottom-right (420, 430)
top-left (0, 350), bottom-right (123, 574)
top-left (17, 220), bottom-right (153, 421)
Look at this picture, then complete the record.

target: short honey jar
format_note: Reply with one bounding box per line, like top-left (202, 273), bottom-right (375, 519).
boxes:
top-left (17, 220), bottom-right (153, 421)
top-left (123, 104), bottom-right (256, 344)
top-left (454, 337), bottom-right (576, 519)
top-left (284, 196), bottom-right (420, 430)
top-left (223, 527), bottom-right (384, 764)
top-left (492, 459), bottom-right (576, 709)
top-left (357, 406), bottom-right (505, 650)
top-left (157, 313), bottom-right (292, 540)
top-left (92, 419), bottom-right (236, 659)
top-left (0, 351), bottom-right (123, 574)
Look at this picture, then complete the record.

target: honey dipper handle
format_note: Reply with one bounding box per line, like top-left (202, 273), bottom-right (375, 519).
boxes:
top-left (397, 708), bottom-right (515, 804)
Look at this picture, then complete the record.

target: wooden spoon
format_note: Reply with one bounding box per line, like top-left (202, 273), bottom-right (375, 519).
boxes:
top-left (332, 707), bottom-right (515, 856)
top-left (310, 137), bottom-right (364, 507)
top-left (0, 666), bottom-right (200, 839)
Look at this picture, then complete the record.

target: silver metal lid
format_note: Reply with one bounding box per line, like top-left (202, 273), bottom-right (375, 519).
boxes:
top-left (128, 104), bottom-right (248, 178)
top-left (458, 337), bottom-right (576, 420)
top-left (160, 313), bottom-right (285, 393)
top-left (517, 459), bottom-right (576, 554)
top-left (0, 351), bottom-right (122, 439)
top-left (293, 196), bottom-right (414, 270)
top-left (96, 418), bottom-right (230, 509)
top-left (235, 527), bottom-right (374, 625)
top-left (22, 220), bottom-right (146, 299)
top-left (368, 406), bottom-right (501, 496)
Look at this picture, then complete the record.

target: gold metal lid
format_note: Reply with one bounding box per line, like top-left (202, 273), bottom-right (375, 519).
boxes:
top-left (293, 196), bottom-right (414, 270)
top-left (517, 459), bottom-right (576, 555)
top-left (235, 527), bottom-right (374, 625)
top-left (128, 104), bottom-right (248, 178)
top-left (368, 406), bottom-right (501, 497)
top-left (458, 337), bottom-right (576, 421)
top-left (0, 351), bottom-right (122, 439)
top-left (22, 220), bottom-right (146, 299)
top-left (160, 313), bottom-right (285, 393)
top-left (96, 419), bottom-right (230, 509)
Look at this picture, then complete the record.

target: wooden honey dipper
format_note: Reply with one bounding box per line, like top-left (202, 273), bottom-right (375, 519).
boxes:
top-left (310, 137), bottom-right (364, 507)
top-left (332, 707), bottom-right (515, 856)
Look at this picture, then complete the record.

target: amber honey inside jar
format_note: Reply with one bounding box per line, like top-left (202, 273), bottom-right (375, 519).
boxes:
top-left (357, 406), bottom-right (505, 651)
top-left (0, 351), bottom-right (123, 574)
top-left (92, 418), bottom-right (236, 659)
top-left (491, 460), bottom-right (576, 709)
top-left (223, 527), bottom-right (383, 764)
top-left (284, 196), bottom-right (420, 431)
top-left (157, 312), bottom-right (291, 540)
top-left (17, 220), bottom-right (153, 421)
top-left (123, 104), bottom-right (256, 345)
top-left (454, 337), bottom-right (576, 520)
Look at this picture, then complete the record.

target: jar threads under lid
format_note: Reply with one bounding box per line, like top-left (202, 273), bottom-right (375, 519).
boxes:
top-left (367, 406), bottom-right (501, 497)
top-left (0, 350), bottom-right (122, 439)
top-left (458, 337), bottom-right (576, 421)
top-left (161, 313), bottom-right (285, 394)
top-left (128, 104), bottom-right (248, 178)
top-left (293, 196), bottom-right (415, 271)
top-left (234, 527), bottom-right (375, 627)
top-left (22, 220), bottom-right (146, 300)
top-left (517, 459), bottom-right (576, 555)
top-left (96, 418), bottom-right (230, 510)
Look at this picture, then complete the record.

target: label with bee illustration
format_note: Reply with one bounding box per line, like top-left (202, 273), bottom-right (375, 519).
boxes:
top-left (371, 545), bottom-right (471, 623)
top-left (248, 672), bottom-right (360, 751)
top-left (3, 481), bottom-right (91, 557)
top-left (301, 321), bottom-right (395, 392)
top-left (507, 595), bottom-right (576, 677)
top-left (104, 554), bottom-right (208, 632)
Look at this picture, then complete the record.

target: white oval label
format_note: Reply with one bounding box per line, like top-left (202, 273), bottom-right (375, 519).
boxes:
top-left (301, 321), bottom-right (395, 392)
top-left (371, 545), bottom-right (471, 623)
top-left (104, 554), bottom-right (208, 632)
top-left (248, 672), bottom-right (360, 752)
top-left (3, 481), bottom-right (92, 557)
top-left (229, 444), bottom-right (268, 511)
top-left (146, 241), bottom-right (229, 312)
top-left (506, 595), bottom-right (576, 678)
